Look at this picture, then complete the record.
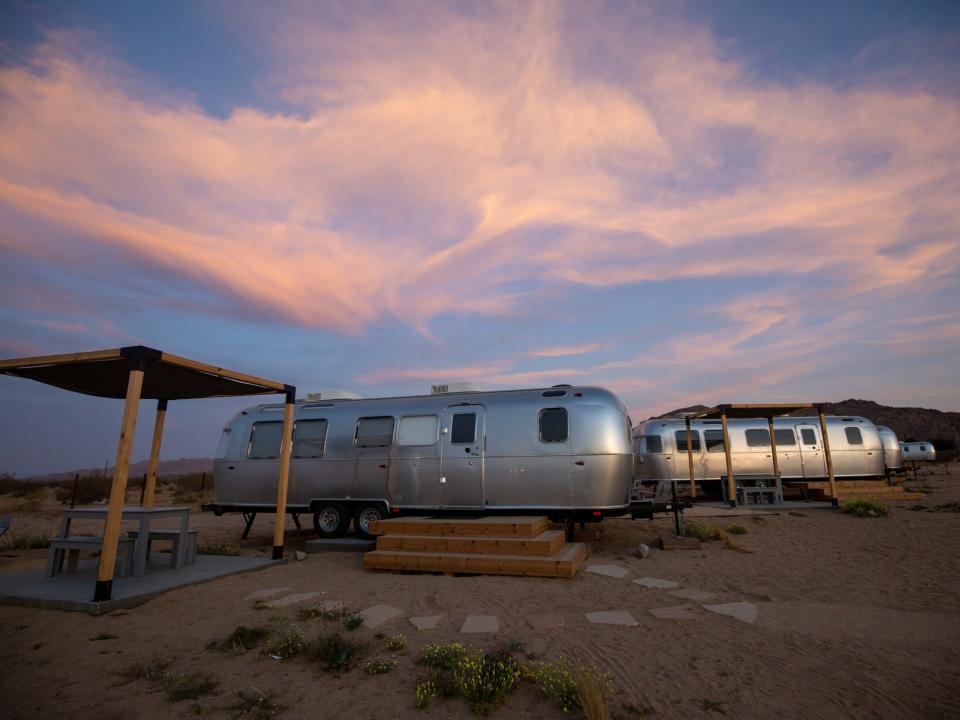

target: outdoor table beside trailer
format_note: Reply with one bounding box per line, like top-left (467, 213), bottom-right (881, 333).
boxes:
top-left (48, 505), bottom-right (193, 578)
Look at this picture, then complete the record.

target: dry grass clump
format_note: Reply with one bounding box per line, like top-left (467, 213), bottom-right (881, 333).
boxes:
top-left (840, 499), bottom-right (888, 517)
top-left (682, 520), bottom-right (750, 553)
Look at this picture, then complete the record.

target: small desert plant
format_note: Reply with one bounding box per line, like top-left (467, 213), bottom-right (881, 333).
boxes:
top-left (251, 600), bottom-right (268, 611)
top-left (683, 520), bottom-right (749, 552)
top-left (298, 603), bottom-right (347, 622)
top-left (535, 659), bottom-right (579, 714)
top-left (505, 639), bottom-right (525, 653)
top-left (266, 621), bottom-right (306, 659)
top-left (211, 625), bottom-right (270, 654)
top-left (454, 649), bottom-right (523, 715)
top-left (120, 656), bottom-right (174, 683)
top-left (199, 542), bottom-right (241, 556)
top-left (573, 664), bottom-right (612, 720)
top-left (305, 631), bottom-right (366, 672)
top-left (7, 532), bottom-right (52, 550)
top-left (702, 698), bottom-right (726, 714)
top-left (165, 672), bottom-right (220, 702)
top-left (228, 688), bottom-right (283, 720)
top-left (363, 658), bottom-right (394, 675)
top-left (841, 499), bottom-right (888, 517)
top-left (726, 525), bottom-right (747, 535)
top-left (385, 634), bottom-right (408, 652)
top-left (419, 642), bottom-right (469, 671)
top-left (343, 612), bottom-right (363, 631)
top-left (90, 633), bottom-right (117, 641)
top-left (935, 501), bottom-right (960, 513)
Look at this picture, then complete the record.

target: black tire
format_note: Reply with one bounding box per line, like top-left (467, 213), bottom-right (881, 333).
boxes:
top-left (353, 503), bottom-right (387, 539)
top-left (313, 504), bottom-right (350, 538)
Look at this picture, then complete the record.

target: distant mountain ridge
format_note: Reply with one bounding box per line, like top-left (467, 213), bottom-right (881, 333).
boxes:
top-left (26, 457), bottom-right (213, 483)
top-left (651, 399), bottom-right (960, 446)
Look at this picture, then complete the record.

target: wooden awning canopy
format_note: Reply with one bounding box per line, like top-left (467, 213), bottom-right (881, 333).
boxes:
top-left (0, 345), bottom-right (296, 603)
top-left (691, 403), bottom-right (817, 420)
top-left (0, 346), bottom-right (286, 399)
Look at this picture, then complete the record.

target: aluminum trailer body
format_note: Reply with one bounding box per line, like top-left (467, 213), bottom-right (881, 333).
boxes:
top-left (632, 415), bottom-right (893, 494)
top-left (875, 426), bottom-right (902, 472)
top-left (901, 441), bottom-right (936, 462)
top-left (211, 385), bottom-right (634, 537)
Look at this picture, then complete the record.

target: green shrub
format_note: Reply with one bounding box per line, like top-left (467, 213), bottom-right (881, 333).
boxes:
top-left (419, 642), bottom-right (469, 671)
top-left (55, 473), bottom-right (112, 505)
top-left (535, 659), bottom-right (579, 714)
top-left (841, 499), bottom-right (888, 517)
top-left (343, 612), bottom-right (363, 631)
top-left (305, 631), bottom-right (366, 672)
top-left (266, 621), bottom-right (306, 659)
top-left (726, 525), bottom-right (747, 535)
top-left (454, 649), bottom-right (522, 715)
top-left (682, 520), bottom-right (721, 542)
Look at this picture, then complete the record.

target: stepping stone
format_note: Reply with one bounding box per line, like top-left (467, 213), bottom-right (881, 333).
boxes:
top-left (585, 610), bottom-right (638, 626)
top-left (667, 588), bottom-right (717, 603)
top-left (409, 614), bottom-right (444, 631)
top-left (266, 591), bottom-right (322, 608)
top-left (244, 587), bottom-right (291, 602)
top-left (460, 615), bottom-right (500, 633)
top-left (633, 577), bottom-right (680, 589)
top-left (585, 564), bottom-right (629, 579)
top-left (649, 605), bottom-right (698, 620)
top-left (703, 602), bottom-right (759, 624)
top-left (360, 604), bottom-right (403, 629)
top-left (528, 613), bottom-right (565, 630)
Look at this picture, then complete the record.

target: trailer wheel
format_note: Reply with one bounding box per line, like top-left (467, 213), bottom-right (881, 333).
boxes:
top-left (313, 504), bottom-right (350, 538)
top-left (353, 504), bottom-right (386, 539)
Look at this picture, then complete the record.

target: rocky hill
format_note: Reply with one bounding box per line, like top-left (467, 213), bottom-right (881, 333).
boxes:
top-left (652, 400), bottom-right (960, 448)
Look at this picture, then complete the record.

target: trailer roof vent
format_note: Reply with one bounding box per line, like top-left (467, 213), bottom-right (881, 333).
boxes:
top-left (306, 389), bottom-right (362, 401)
top-left (542, 390), bottom-right (567, 397)
top-left (431, 382), bottom-right (484, 395)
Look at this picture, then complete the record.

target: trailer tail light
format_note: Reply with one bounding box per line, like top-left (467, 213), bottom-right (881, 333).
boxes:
top-left (575, 460), bottom-right (585, 466)
top-left (592, 511), bottom-right (602, 517)
top-left (390, 507), bottom-right (400, 513)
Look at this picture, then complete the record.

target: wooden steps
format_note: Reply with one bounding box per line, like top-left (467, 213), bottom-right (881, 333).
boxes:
top-left (364, 516), bottom-right (588, 578)
top-left (792, 480), bottom-right (918, 503)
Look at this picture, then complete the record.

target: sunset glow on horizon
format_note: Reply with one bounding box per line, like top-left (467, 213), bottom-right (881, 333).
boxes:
top-left (1, 1), bottom-right (958, 475)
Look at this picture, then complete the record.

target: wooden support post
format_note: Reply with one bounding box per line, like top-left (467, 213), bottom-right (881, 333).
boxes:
top-left (70, 473), bottom-right (79, 508)
top-left (94, 367), bottom-right (143, 602)
top-left (685, 415), bottom-right (697, 498)
top-left (200, 472), bottom-right (207, 493)
top-left (143, 399), bottom-right (167, 507)
top-left (767, 416), bottom-right (780, 478)
top-left (818, 407), bottom-right (839, 507)
top-left (721, 411), bottom-right (735, 508)
top-left (272, 387), bottom-right (296, 560)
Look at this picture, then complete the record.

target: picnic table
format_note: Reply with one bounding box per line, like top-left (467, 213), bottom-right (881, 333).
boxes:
top-left (53, 506), bottom-right (192, 577)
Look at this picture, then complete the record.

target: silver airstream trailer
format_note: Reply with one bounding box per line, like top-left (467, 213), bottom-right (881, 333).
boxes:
top-left (632, 415), bottom-right (896, 492)
top-left (901, 441), bottom-right (937, 462)
top-left (211, 385), bottom-right (635, 538)
top-left (876, 426), bottom-right (902, 473)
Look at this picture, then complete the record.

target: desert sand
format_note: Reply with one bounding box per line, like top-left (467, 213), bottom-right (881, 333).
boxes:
top-left (1, 470), bottom-right (958, 720)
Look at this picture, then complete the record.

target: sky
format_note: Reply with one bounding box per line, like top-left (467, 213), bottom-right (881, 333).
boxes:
top-left (0, 1), bottom-right (958, 476)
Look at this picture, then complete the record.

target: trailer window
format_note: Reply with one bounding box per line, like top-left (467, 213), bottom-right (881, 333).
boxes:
top-left (644, 435), bottom-right (662, 453)
top-left (845, 427), bottom-right (863, 445)
top-left (704, 430), bottom-right (725, 452)
top-left (674, 430), bottom-right (700, 452)
top-left (355, 416), bottom-right (395, 448)
top-left (745, 429), bottom-right (770, 447)
top-left (248, 421), bottom-right (283, 459)
top-left (293, 419), bottom-right (327, 458)
top-left (215, 429), bottom-right (232, 459)
top-left (775, 429), bottom-right (796, 446)
top-left (450, 413), bottom-right (477, 444)
top-left (801, 428), bottom-right (817, 445)
top-left (398, 415), bottom-right (439, 446)
top-left (539, 408), bottom-right (568, 443)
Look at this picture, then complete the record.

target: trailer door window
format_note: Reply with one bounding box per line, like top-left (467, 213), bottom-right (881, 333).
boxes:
top-left (293, 419), bottom-right (328, 458)
top-left (704, 430), bottom-right (725, 452)
top-left (398, 415), bottom-right (439, 446)
top-left (450, 413), bottom-right (477, 444)
top-left (539, 408), bottom-right (568, 443)
top-left (775, 429), bottom-right (797, 446)
top-left (248, 421), bottom-right (283, 459)
top-left (745, 429), bottom-right (770, 447)
top-left (801, 428), bottom-right (817, 445)
top-left (355, 416), bottom-right (395, 448)
top-left (644, 435), bottom-right (662, 453)
top-left (674, 430), bottom-right (700, 452)
top-left (215, 429), bottom-right (232, 459)
top-left (845, 427), bottom-right (863, 445)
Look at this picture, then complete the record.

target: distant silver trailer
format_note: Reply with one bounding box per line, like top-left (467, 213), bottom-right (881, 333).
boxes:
top-left (901, 441), bottom-right (936, 462)
top-left (210, 385), bottom-right (635, 538)
top-left (876, 426), bottom-right (902, 471)
top-left (632, 415), bottom-right (896, 493)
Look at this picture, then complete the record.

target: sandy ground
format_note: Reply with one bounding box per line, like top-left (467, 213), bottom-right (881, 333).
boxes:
top-left (1, 469), bottom-right (958, 720)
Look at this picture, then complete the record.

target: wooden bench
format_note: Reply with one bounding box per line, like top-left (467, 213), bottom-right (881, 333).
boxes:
top-left (127, 529), bottom-right (198, 566)
top-left (47, 536), bottom-right (136, 577)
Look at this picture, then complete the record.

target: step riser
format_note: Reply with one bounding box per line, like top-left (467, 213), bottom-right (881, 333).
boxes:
top-left (363, 545), bottom-right (588, 579)
top-left (370, 517), bottom-right (549, 538)
top-left (376, 532), bottom-right (564, 556)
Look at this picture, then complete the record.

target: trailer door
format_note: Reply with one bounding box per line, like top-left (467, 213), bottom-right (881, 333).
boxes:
top-left (440, 405), bottom-right (485, 508)
top-left (796, 424), bottom-right (827, 478)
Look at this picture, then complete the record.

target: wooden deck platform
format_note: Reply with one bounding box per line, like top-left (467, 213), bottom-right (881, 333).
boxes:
top-left (364, 516), bottom-right (588, 578)
top-left (793, 480), bottom-right (918, 502)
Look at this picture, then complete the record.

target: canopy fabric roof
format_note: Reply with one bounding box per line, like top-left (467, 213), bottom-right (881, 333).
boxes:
top-left (0, 346), bottom-right (289, 400)
top-left (691, 403), bottom-right (817, 420)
